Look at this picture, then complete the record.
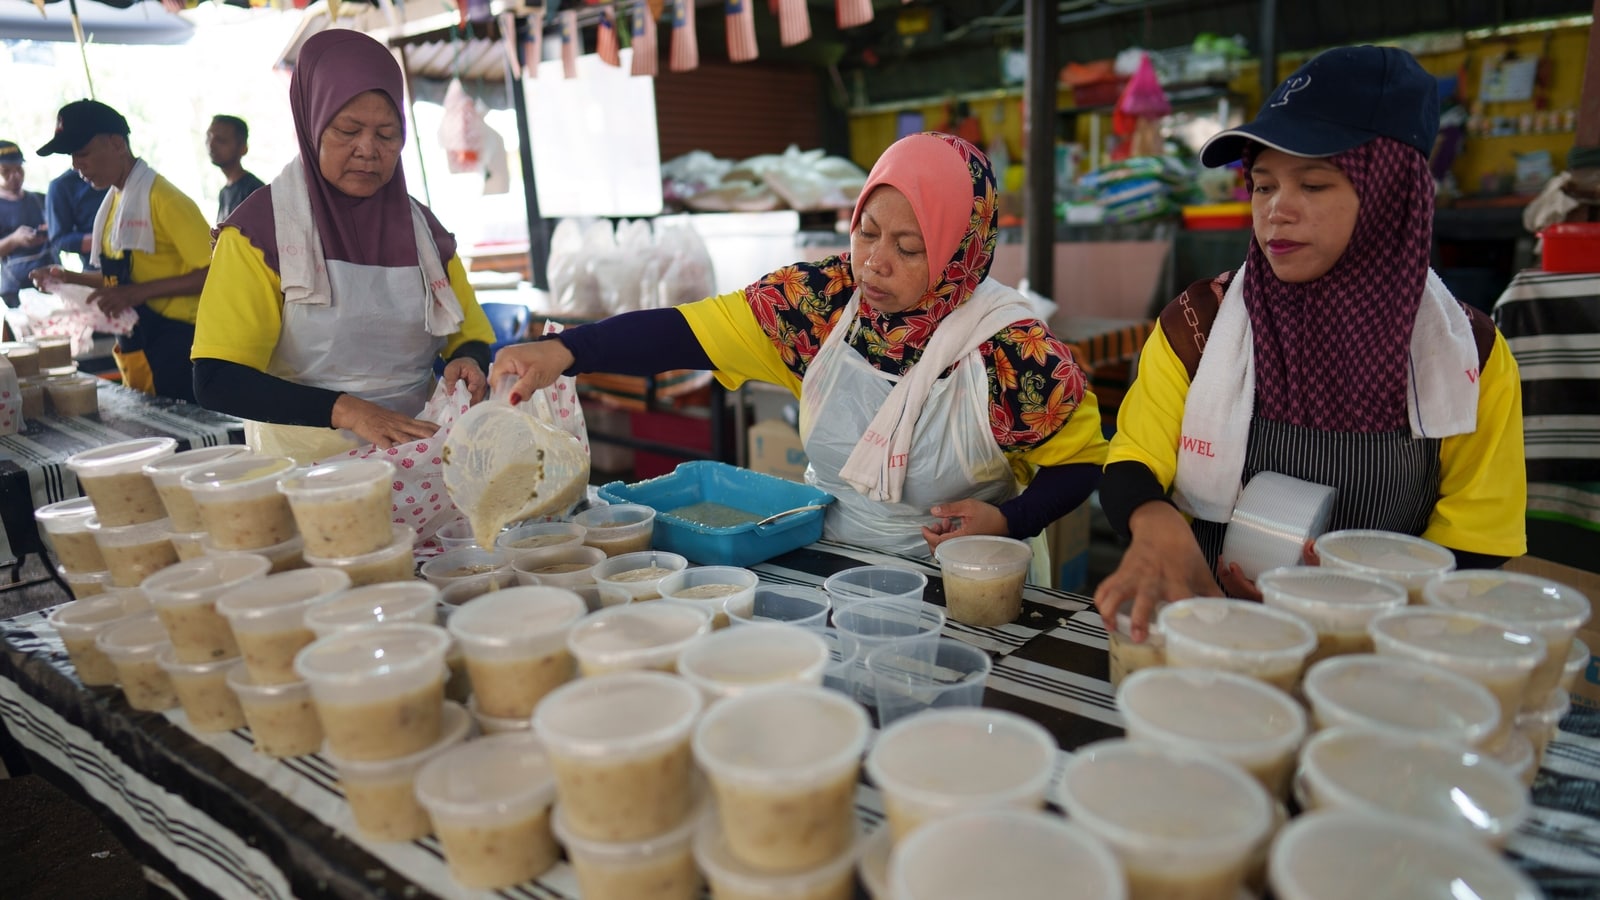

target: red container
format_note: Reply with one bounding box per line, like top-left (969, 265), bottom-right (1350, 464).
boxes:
top-left (1540, 223), bottom-right (1600, 273)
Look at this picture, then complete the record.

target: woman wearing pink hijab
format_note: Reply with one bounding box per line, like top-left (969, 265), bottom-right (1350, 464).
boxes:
top-left (192, 29), bottom-right (496, 463)
top-left (495, 132), bottom-right (1107, 565)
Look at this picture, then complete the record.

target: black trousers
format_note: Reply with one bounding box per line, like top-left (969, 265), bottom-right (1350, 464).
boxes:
top-left (118, 305), bottom-right (196, 403)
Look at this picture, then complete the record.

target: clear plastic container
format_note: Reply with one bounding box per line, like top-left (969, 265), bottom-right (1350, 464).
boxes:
top-left (832, 598), bottom-right (947, 706)
top-left (447, 586), bottom-right (586, 719)
top-left (857, 828), bottom-right (892, 900)
top-left (657, 565), bottom-right (759, 628)
top-left (414, 730), bottom-right (561, 888)
top-left (1296, 727), bottom-right (1528, 847)
top-left (1107, 599), bottom-right (1167, 687)
top-left (868, 637), bottom-right (993, 726)
top-left (511, 543), bottom-right (606, 593)
top-left (695, 814), bottom-right (859, 900)
top-left (142, 553), bottom-right (270, 663)
top-left (1302, 653), bottom-right (1501, 748)
top-left (1369, 608), bottom-right (1545, 749)
top-left (532, 671), bottom-right (704, 842)
top-left (1158, 598), bottom-right (1317, 692)
top-left (822, 566), bottom-right (927, 609)
top-left (496, 520), bottom-right (586, 553)
top-left (167, 530), bottom-right (207, 562)
top-left (728, 585), bottom-right (832, 630)
top-left (2, 341), bottom-right (40, 377)
top-left (692, 685), bottom-right (869, 871)
top-left (277, 459), bottom-right (394, 559)
top-left (1269, 810), bottom-right (1541, 900)
top-left (889, 810), bottom-right (1124, 900)
top-left (865, 708), bottom-right (1056, 843)
top-left (1492, 727), bottom-right (1538, 787)
top-left (34, 335), bottom-right (72, 368)
top-left (1117, 667), bottom-right (1306, 799)
top-left (419, 547), bottom-right (513, 589)
top-left (106, 586), bottom-right (151, 615)
top-left (567, 601), bottom-right (712, 677)
top-left (67, 438), bottom-right (177, 526)
top-left (301, 524), bottom-right (417, 586)
top-left (225, 664), bottom-right (324, 758)
top-left (327, 700), bottom-right (471, 843)
top-left (95, 613), bottom-right (178, 711)
top-left (1423, 569), bottom-right (1591, 706)
top-left (469, 697), bottom-right (531, 735)
top-left (592, 550), bottom-right (690, 603)
top-left (677, 623), bottom-right (830, 702)
top-left (552, 797), bottom-right (703, 900)
top-left (933, 535), bottom-right (1032, 627)
top-left (437, 570), bottom-right (513, 610)
top-left (45, 374), bottom-right (99, 416)
top-left (575, 503), bottom-right (657, 557)
top-left (201, 530), bottom-right (306, 574)
top-left (19, 376), bottom-right (44, 419)
top-left (157, 648), bottom-right (246, 732)
top-left (34, 496), bottom-right (106, 574)
top-left (1258, 566), bottom-right (1408, 664)
top-left (48, 594), bottom-right (133, 686)
top-left (1516, 688), bottom-right (1570, 766)
top-left (1313, 529), bottom-right (1455, 603)
top-left (181, 455), bottom-right (299, 551)
top-left (141, 445), bottom-right (252, 533)
top-left (216, 568), bottom-right (351, 684)
top-left (62, 567), bottom-right (111, 599)
top-left (303, 581), bottom-right (440, 638)
top-left (1564, 637), bottom-right (1590, 694)
top-left (293, 623), bottom-right (451, 761)
top-left (1058, 739), bottom-right (1272, 900)
top-left (88, 516), bottom-right (179, 588)
top-left (433, 519), bottom-right (478, 551)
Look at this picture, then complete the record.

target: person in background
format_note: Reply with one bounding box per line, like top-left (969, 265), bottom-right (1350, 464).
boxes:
top-left (494, 132), bottom-right (1107, 565)
top-left (0, 141), bottom-right (56, 308)
top-left (45, 166), bottom-right (107, 271)
top-left (207, 114), bottom-right (266, 223)
top-left (192, 29), bottom-right (494, 463)
top-left (1094, 46), bottom-right (1526, 642)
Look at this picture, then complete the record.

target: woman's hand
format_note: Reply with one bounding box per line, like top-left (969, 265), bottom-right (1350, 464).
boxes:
top-left (1217, 561), bottom-right (1262, 601)
top-left (87, 283), bottom-right (146, 317)
top-left (332, 394), bottom-right (439, 449)
top-left (441, 358), bottom-right (488, 405)
top-left (921, 499), bottom-right (1009, 554)
top-left (1092, 501), bottom-right (1221, 642)
top-left (490, 339), bottom-right (574, 405)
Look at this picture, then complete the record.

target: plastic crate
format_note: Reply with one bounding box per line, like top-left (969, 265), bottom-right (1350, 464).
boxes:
top-left (1541, 223), bottom-right (1600, 273)
top-left (597, 461), bottom-right (835, 567)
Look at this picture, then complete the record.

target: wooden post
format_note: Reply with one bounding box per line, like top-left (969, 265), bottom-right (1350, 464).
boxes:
top-left (1024, 0), bottom-right (1056, 303)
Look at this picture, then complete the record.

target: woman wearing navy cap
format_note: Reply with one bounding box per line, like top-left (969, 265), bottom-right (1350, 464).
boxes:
top-left (1095, 46), bottom-right (1527, 641)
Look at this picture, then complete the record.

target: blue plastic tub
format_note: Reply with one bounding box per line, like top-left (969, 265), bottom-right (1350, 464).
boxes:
top-left (597, 461), bottom-right (834, 567)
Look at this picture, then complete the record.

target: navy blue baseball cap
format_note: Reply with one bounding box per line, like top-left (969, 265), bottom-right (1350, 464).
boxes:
top-left (1200, 46), bottom-right (1440, 168)
top-left (37, 100), bottom-right (130, 157)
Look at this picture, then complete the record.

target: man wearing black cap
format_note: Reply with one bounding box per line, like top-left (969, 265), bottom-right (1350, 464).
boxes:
top-left (31, 100), bottom-right (211, 402)
top-left (0, 140), bottom-right (57, 308)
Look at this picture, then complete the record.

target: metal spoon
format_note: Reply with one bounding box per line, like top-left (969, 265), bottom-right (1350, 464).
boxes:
top-left (753, 504), bottom-right (827, 527)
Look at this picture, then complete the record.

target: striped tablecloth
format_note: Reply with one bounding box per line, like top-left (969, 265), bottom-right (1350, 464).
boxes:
top-left (1, 539), bottom-right (1597, 899)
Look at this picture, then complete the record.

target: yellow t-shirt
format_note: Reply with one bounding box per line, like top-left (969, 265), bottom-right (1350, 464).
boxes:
top-left (101, 174), bottom-right (212, 323)
top-left (1106, 323), bottom-right (1527, 557)
top-left (191, 227), bottom-right (496, 369)
top-left (679, 289), bottom-right (1109, 476)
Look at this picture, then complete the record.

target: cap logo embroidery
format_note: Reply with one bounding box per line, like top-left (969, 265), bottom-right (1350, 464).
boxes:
top-left (1270, 75), bottom-right (1311, 108)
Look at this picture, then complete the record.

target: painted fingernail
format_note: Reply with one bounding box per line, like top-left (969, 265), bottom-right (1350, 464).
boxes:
top-left (509, 393), bottom-right (521, 405)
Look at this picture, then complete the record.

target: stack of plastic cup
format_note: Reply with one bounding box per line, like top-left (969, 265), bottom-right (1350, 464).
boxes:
top-left (933, 536), bottom-right (1032, 627)
top-left (48, 594), bottom-right (135, 686)
top-left (303, 524), bottom-right (417, 586)
top-left (1158, 598), bottom-right (1317, 692)
top-left (415, 730), bottom-right (561, 887)
top-left (277, 459), bottom-right (395, 560)
top-left (447, 586), bottom-right (586, 719)
top-left (567, 601), bottom-right (711, 677)
top-left (832, 598), bottom-right (947, 706)
top-left (727, 585), bottom-right (832, 630)
top-left (95, 613), bottom-right (178, 711)
top-left (334, 700), bottom-right (472, 843)
top-left (1313, 530), bottom-right (1455, 603)
top-left (574, 504), bottom-right (657, 557)
top-left (676, 623), bottom-right (830, 702)
top-left (65, 437), bottom-right (177, 528)
top-left (1301, 654), bottom-right (1501, 749)
top-left (88, 515), bottom-right (179, 588)
top-left (867, 637), bottom-right (993, 725)
top-left (216, 568), bottom-right (351, 685)
top-left (180, 455), bottom-right (299, 552)
top-left (888, 810), bottom-right (1125, 900)
top-left (1258, 566), bottom-right (1408, 664)
top-left (35, 497), bottom-right (108, 591)
top-left (142, 445), bottom-right (252, 558)
top-left (592, 550), bottom-right (690, 603)
top-left (658, 566), bottom-right (759, 628)
top-left (496, 521), bottom-right (586, 553)
top-left (1219, 473), bottom-right (1336, 582)
top-left (822, 566), bottom-right (927, 610)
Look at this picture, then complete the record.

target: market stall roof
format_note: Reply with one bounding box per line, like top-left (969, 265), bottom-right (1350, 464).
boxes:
top-left (0, 0), bottom-right (194, 45)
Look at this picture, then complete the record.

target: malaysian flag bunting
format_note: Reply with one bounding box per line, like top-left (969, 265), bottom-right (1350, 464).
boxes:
top-left (669, 0), bottom-right (698, 73)
top-left (726, 0), bottom-right (758, 62)
top-left (631, 4), bottom-right (659, 77)
top-left (523, 7), bottom-right (544, 79)
top-left (598, 7), bottom-right (621, 66)
top-left (777, 0), bottom-right (810, 46)
top-left (561, 9), bottom-right (580, 79)
top-left (837, 0), bottom-right (873, 29)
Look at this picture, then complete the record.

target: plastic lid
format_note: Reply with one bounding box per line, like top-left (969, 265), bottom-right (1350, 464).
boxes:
top-left (1158, 598), bottom-right (1317, 657)
top-left (1314, 530), bottom-right (1455, 576)
top-left (822, 566), bottom-right (928, 603)
top-left (1116, 668), bottom-right (1306, 763)
top-left (889, 810), bottom-right (1124, 900)
top-left (567, 601), bottom-right (710, 658)
top-left (677, 624), bottom-right (831, 699)
top-left (66, 437), bottom-right (178, 473)
top-left (1269, 810), bottom-right (1540, 900)
top-left (533, 670), bottom-right (703, 758)
top-left (141, 553), bottom-right (272, 604)
top-left (1491, 729), bottom-right (1536, 782)
top-left (1423, 570), bottom-right (1591, 634)
top-left (179, 455), bottom-right (296, 492)
top-left (292, 622), bottom-right (451, 685)
top-left (303, 582), bottom-right (439, 633)
top-left (414, 731), bottom-right (557, 820)
top-left (48, 595), bottom-right (131, 630)
top-left (866, 708), bottom-right (1056, 807)
top-left (215, 568), bottom-right (352, 621)
top-left (1258, 567), bottom-right (1409, 631)
top-left (1567, 638), bottom-right (1589, 674)
top-left (34, 496), bottom-right (98, 529)
top-left (141, 444), bottom-right (251, 480)
top-left (447, 586), bottom-right (587, 646)
top-left (573, 503), bottom-right (655, 529)
top-left (552, 791), bottom-right (702, 859)
top-left (1298, 727), bottom-right (1528, 844)
top-left (95, 612), bottom-right (171, 655)
top-left (1516, 689), bottom-right (1571, 729)
top-left (695, 814), bottom-right (860, 896)
top-left (277, 458), bottom-right (394, 495)
top-left (1369, 608), bottom-right (1546, 671)
top-left (692, 685), bottom-right (869, 787)
top-left (933, 536), bottom-right (1033, 577)
top-left (0, 341), bottom-right (38, 355)
top-left (1303, 654), bottom-right (1501, 745)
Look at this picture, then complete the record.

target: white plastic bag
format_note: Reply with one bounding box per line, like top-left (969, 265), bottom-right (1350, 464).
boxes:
top-left (437, 78), bottom-right (487, 175)
top-left (651, 225), bottom-right (716, 308)
top-left (22, 282), bottom-right (137, 358)
top-left (595, 220), bottom-right (653, 314)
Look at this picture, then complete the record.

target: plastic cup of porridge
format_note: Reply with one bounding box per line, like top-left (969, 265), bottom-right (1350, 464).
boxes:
top-left (304, 581), bottom-right (440, 638)
top-left (658, 566), bottom-right (759, 628)
top-left (66, 438), bottom-right (176, 526)
top-left (276, 459), bottom-right (395, 559)
top-left (575, 504), bottom-right (657, 557)
top-left (181, 455), bottom-right (299, 551)
top-left (889, 810), bottom-right (1124, 900)
top-left (1369, 607), bottom-right (1545, 750)
top-left (62, 567), bottom-right (112, 599)
top-left (512, 543), bottom-right (606, 592)
top-left (167, 530), bottom-right (207, 562)
top-left (434, 519), bottom-right (478, 551)
top-left (695, 813), bottom-right (859, 900)
top-left (1423, 569), bottom-right (1591, 707)
top-left (206, 531), bottom-right (305, 574)
top-left (2, 341), bottom-right (40, 377)
top-left (141, 445), bottom-right (252, 533)
top-left (414, 730), bottom-right (561, 888)
top-left (469, 697), bottom-right (531, 735)
top-left (34, 496), bottom-right (107, 574)
top-left (19, 376), bottom-right (44, 419)
top-left (1295, 726), bottom-right (1528, 848)
top-left (865, 708), bottom-right (1056, 844)
top-left (1269, 809), bottom-right (1541, 900)
top-left (323, 700), bottom-right (471, 843)
top-left (448, 586), bottom-right (586, 718)
top-left (45, 374), bottom-right (99, 416)
top-left (1158, 598), bottom-right (1317, 692)
top-left (48, 594), bottom-right (134, 686)
top-left (728, 585), bottom-right (832, 630)
top-left (225, 663), bottom-right (324, 758)
top-left (1107, 599), bottom-right (1167, 688)
top-left (105, 586), bottom-right (150, 614)
top-left (832, 598), bottom-right (947, 706)
top-left (34, 335), bottom-right (72, 368)
top-left (1058, 739), bottom-right (1272, 900)
top-left (95, 613), bottom-right (178, 711)
top-left (142, 553), bottom-right (270, 663)
top-left (157, 648), bottom-right (246, 732)
top-left (867, 637), bottom-right (993, 726)
top-left (1563, 638), bottom-right (1589, 694)
top-left (1302, 654), bottom-right (1501, 748)
top-left (89, 516), bottom-right (179, 588)
top-left (301, 524), bottom-right (417, 586)
top-left (592, 550), bottom-right (690, 603)
top-left (693, 685), bottom-right (869, 871)
top-left (496, 520), bottom-right (587, 553)
top-left (677, 623), bottom-right (831, 703)
top-left (1516, 688), bottom-right (1570, 766)
top-left (533, 670), bottom-right (704, 842)
top-left (216, 567), bottom-right (351, 684)
top-left (419, 547), bottom-right (513, 589)
top-left (822, 566), bottom-right (927, 609)
top-left (933, 536), bottom-right (1032, 627)
top-left (1117, 667), bottom-right (1307, 799)
top-left (438, 570), bottom-right (514, 612)
top-left (1258, 566), bottom-right (1408, 664)
top-left (567, 601), bottom-right (712, 676)
top-left (1491, 727), bottom-right (1538, 786)
top-left (293, 623), bottom-right (451, 761)
top-left (553, 796), bottom-right (704, 900)
top-left (1314, 529), bottom-right (1456, 603)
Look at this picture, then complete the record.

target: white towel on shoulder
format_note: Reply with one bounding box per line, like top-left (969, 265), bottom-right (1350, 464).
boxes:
top-left (268, 158), bottom-right (465, 337)
top-left (1172, 262), bottom-right (1481, 523)
top-left (88, 158), bottom-right (156, 269)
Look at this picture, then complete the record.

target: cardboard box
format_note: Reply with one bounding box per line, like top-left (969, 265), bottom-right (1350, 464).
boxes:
top-left (1046, 502), bottom-right (1092, 592)
top-left (748, 419), bottom-right (808, 483)
top-left (1503, 556), bottom-right (1600, 711)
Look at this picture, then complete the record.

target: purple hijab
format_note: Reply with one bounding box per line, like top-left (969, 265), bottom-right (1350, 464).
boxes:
top-left (225, 29), bottom-right (454, 272)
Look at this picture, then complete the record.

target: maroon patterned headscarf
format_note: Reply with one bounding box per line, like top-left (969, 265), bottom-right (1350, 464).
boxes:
top-left (1243, 137), bottom-right (1434, 432)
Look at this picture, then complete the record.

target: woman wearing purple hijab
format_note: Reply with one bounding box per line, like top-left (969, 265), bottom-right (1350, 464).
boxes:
top-left (192, 29), bottom-right (495, 463)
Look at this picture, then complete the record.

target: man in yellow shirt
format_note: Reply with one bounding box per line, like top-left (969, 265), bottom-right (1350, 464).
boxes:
top-left (32, 100), bottom-right (211, 401)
